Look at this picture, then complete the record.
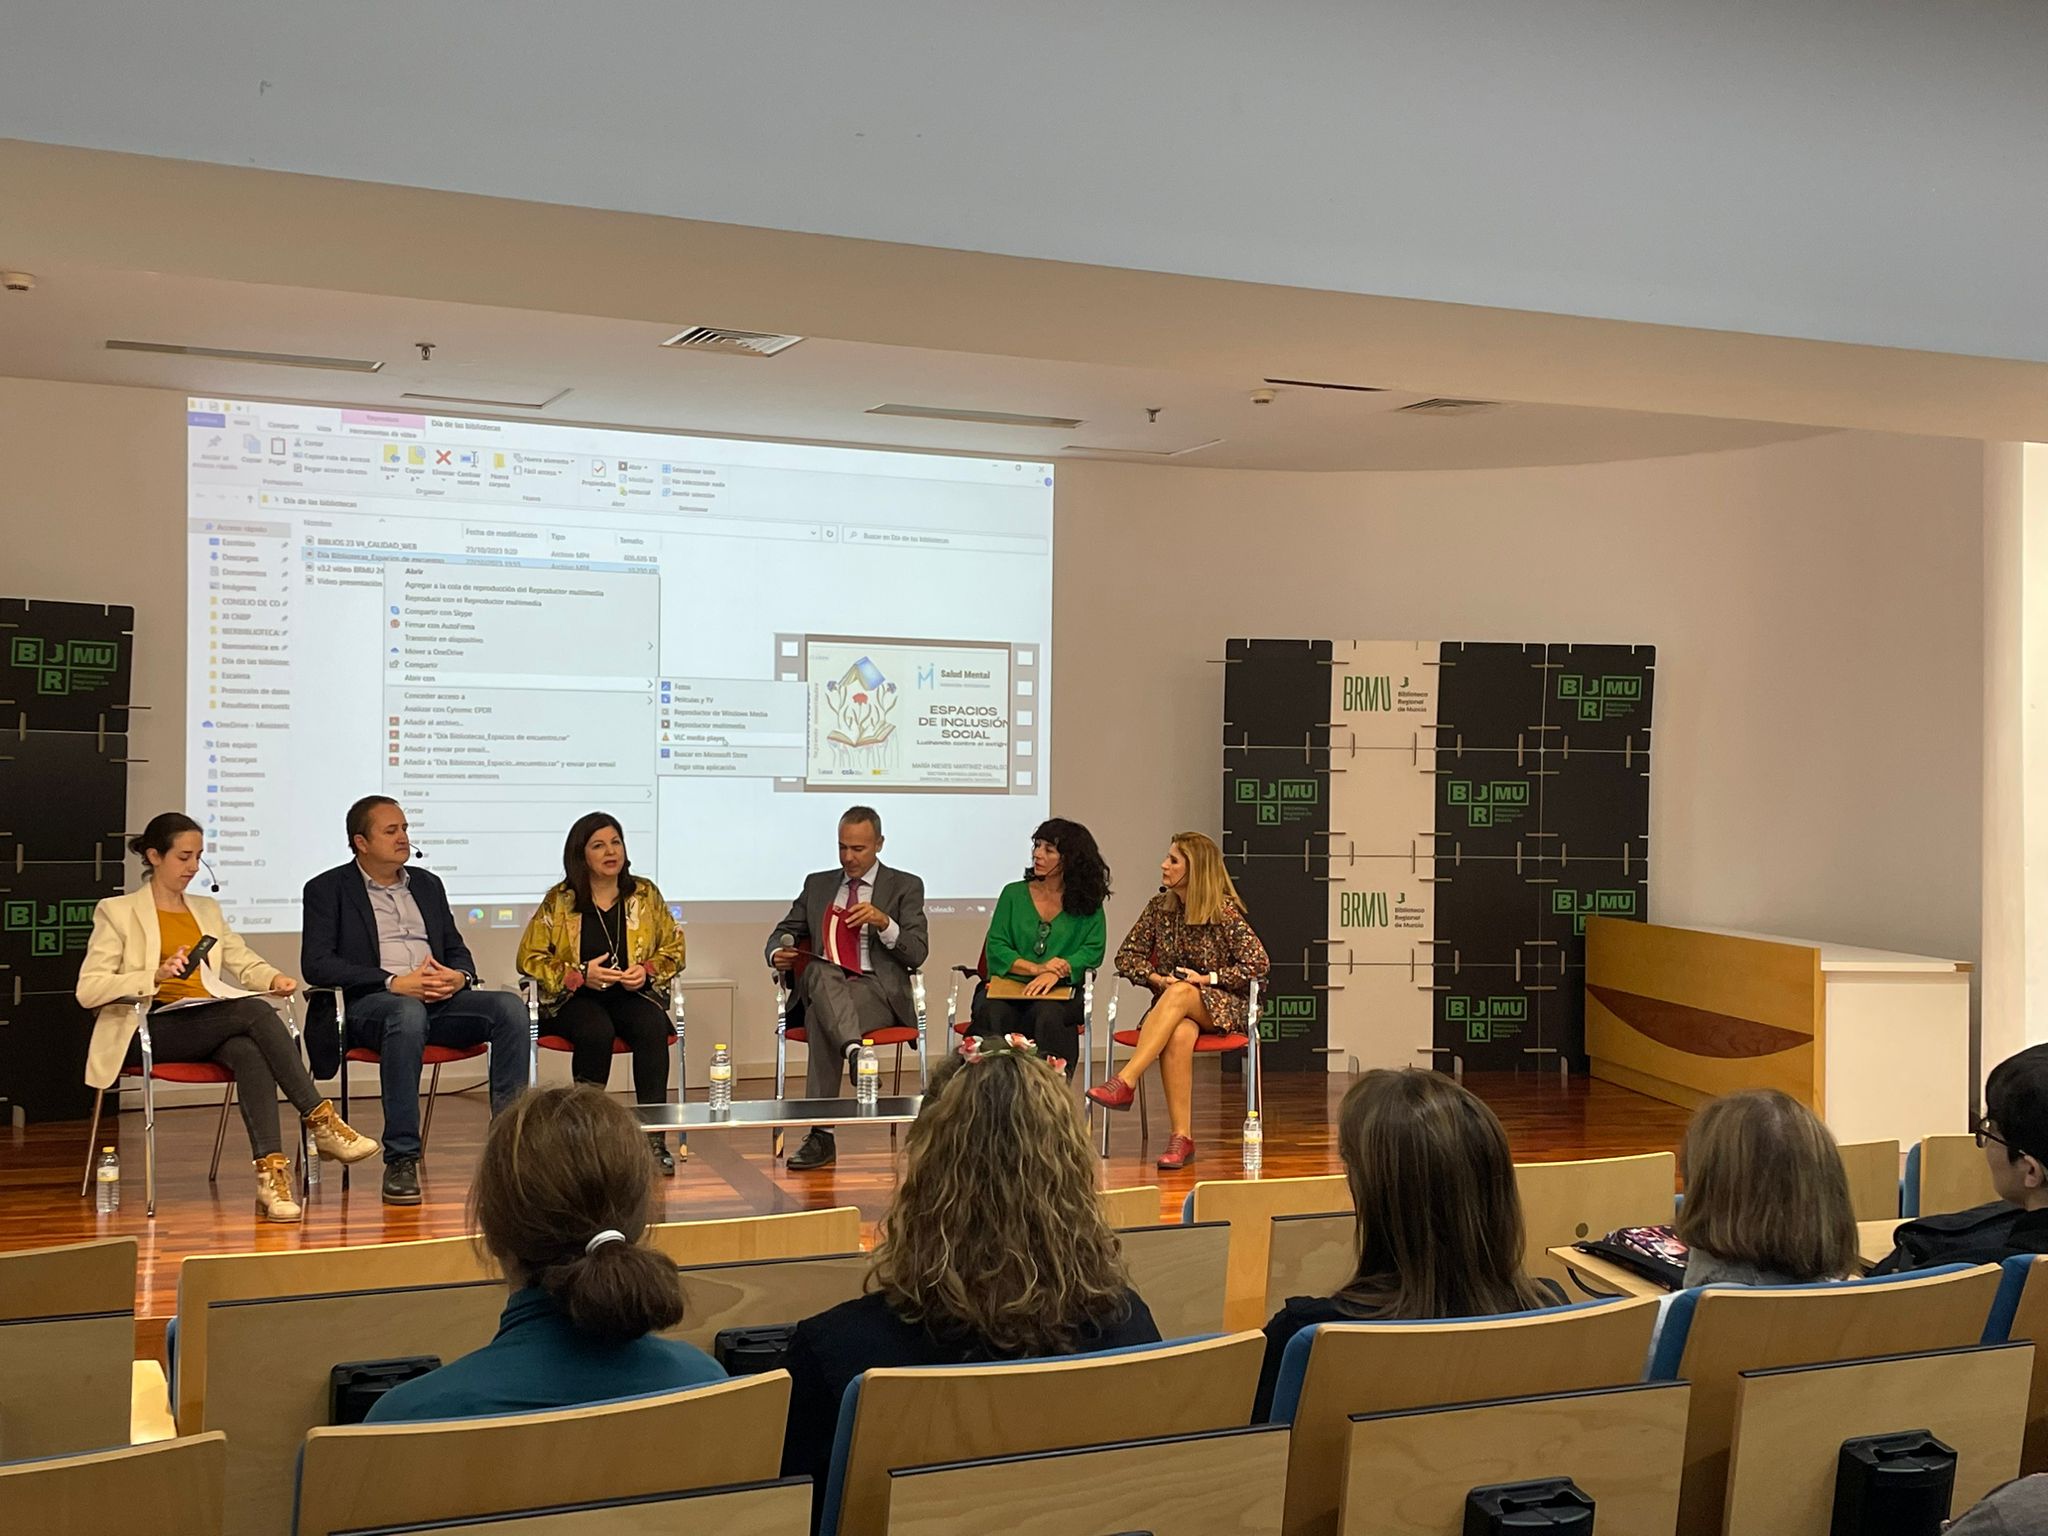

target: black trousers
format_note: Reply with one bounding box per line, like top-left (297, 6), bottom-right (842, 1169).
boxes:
top-left (551, 985), bottom-right (672, 1104)
top-left (131, 996), bottom-right (323, 1158)
top-left (970, 985), bottom-right (1083, 1078)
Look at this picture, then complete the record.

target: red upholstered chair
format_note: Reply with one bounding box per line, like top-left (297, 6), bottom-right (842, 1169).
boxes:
top-left (772, 943), bottom-right (928, 1098)
top-left (78, 997), bottom-right (306, 1218)
top-left (1100, 975), bottom-right (1263, 1154)
top-left (943, 947), bottom-right (1102, 1104)
top-left (310, 987), bottom-right (490, 1189)
top-left (516, 975), bottom-right (685, 1095)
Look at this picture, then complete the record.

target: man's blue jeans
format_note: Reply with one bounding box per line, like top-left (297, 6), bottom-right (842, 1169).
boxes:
top-left (345, 986), bottom-right (528, 1162)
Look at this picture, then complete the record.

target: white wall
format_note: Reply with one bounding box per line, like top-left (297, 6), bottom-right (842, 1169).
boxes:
top-left (5, 2), bottom-right (2046, 361)
top-left (2, 377), bottom-right (1989, 1081)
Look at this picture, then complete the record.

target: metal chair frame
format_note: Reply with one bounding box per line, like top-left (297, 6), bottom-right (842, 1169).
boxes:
top-left (1098, 975), bottom-right (1263, 1155)
top-left (944, 960), bottom-right (1102, 1122)
top-left (314, 985), bottom-right (493, 1189)
top-left (78, 994), bottom-right (308, 1218)
top-left (770, 964), bottom-right (928, 1159)
top-left (521, 973), bottom-right (688, 1158)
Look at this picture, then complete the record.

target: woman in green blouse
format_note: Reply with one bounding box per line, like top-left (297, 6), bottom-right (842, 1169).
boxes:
top-left (970, 818), bottom-right (1111, 1076)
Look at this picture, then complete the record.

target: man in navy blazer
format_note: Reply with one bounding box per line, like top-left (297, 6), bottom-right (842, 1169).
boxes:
top-left (302, 795), bottom-right (527, 1205)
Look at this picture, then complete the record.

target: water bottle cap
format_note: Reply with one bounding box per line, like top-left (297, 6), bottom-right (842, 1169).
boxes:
top-left (861, 1038), bottom-right (874, 1046)
top-left (102, 1145), bottom-right (115, 1152)
top-left (1246, 1112), bottom-right (1259, 1121)
top-left (716, 1043), bottom-right (727, 1050)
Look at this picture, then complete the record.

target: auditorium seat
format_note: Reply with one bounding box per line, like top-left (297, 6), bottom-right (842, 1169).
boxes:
top-left (818, 1330), bottom-right (1264, 1536)
top-left (77, 996), bottom-right (307, 1217)
top-left (368, 1481), bottom-right (815, 1535)
top-left (669, 1253), bottom-right (869, 1352)
top-left (1336, 1381), bottom-right (1690, 1536)
top-left (0, 1236), bottom-right (138, 1458)
top-left (1984, 1253), bottom-right (2048, 1472)
top-left (171, 1233), bottom-right (491, 1434)
top-left (1101, 976), bottom-right (1262, 1156)
top-left (1116, 1221), bottom-right (1231, 1339)
top-left (1645, 1261), bottom-right (2004, 1536)
top-left (1835, 1137), bottom-right (1903, 1222)
top-left (1719, 1343), bottom-right (2030, 1536)
top-left (884, 1423), bottom-right (1290, 1536)
top-left (0, 1432), bottom-right (227, 1535)
top-left (1513, 1151), bottom-right (1676, 1287)
top-left (1902, 1132), bottom-right (1999, 1217)
top-left (645, 1206), bottom-right (864, 1266)
top-left (292, 1374), bottom-right (792, 1536)
top-left (1267, 1295), bottom-right (1661, 1536)
top-left (1099, 1183), bottom-right (1162, 1227)
top-left (1181, 1173), bottom-right (1349, 1330)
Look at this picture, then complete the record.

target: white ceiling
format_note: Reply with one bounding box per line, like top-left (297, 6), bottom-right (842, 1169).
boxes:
top-left (0, 264), bottom-right (1826, 472)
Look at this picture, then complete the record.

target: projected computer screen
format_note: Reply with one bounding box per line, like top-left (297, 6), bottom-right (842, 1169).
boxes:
top-left (187, 399), bottom-right (1054, 931)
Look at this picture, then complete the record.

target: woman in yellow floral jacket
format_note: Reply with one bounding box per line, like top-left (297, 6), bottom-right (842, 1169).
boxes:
top-left (517, 812), bottom-right (687, 1170)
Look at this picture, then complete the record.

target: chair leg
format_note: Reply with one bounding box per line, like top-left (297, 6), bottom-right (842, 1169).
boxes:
top-left (79, 1087), bottom-right (110, 1197)
top-left (141, 1064), bottom-right (159, 1220)
top-left (208, 1083), bottom-right (234, 1183)
top-left (339, 1052), bottom-right (352, 1191)
top-left (1137, 1076), bottom-right (1150, 1147)
top-left (422, 1063), bottom-right (442, 1153)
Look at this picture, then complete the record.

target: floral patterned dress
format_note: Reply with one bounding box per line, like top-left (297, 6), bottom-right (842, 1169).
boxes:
top-left (1113, 892), bottom-right (1271, 1035)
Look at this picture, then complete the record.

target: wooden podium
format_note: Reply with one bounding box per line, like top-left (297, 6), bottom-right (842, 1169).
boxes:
top-left (1584, 919), bottom-right (1970, 1146)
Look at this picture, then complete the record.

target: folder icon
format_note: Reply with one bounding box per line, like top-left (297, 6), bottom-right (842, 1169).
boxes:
top-left (493, 452), bottom-right (507, 469)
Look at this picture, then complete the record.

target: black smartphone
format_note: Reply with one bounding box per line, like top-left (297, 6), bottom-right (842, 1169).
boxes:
top-left (179, 934), bottom-right (219, 977)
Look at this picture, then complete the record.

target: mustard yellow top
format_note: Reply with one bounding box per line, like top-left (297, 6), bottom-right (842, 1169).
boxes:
top-left (516, 879), bottom-right (686, 1015)
top-left (154, 906), bottom-right (208, 1003)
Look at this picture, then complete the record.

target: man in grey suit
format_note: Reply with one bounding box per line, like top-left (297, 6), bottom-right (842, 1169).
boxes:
top-left (767, 805), bottom-right (929, 1170)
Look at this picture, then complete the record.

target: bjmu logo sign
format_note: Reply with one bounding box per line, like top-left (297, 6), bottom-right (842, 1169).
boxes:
top-left (3, 897), bottom-right (99, 959)
top-left (1235, 777), bottom-right (1318, 826)
top-left (1445, 779), bottom-right (1529, 827)
top-left (10, 636), bottom-right (119, 697)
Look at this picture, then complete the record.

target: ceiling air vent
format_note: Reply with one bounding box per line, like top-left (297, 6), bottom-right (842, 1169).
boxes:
top-left (105, 339), bottom-right (384, 373)
top-left (868, 404), bottom-right (1083, 430)
top-left (1398, 397), bottom-right (1501, 416)
top-left (659, 326), bottom-right (803, 357)
top-left (1062, 438), bottom-right (1222, 459)
top-left (399, 387), bottom-right (572, 412)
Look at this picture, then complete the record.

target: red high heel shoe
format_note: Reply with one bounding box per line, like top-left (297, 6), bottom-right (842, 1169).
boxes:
top-left (1157, 1134), bottom-right (1196, 1171)
top-left (1086, 1076), bottom-right (1136, 1111)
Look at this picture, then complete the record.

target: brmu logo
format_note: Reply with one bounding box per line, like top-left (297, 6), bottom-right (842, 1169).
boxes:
top-left (1444, 778), bottom-right (1529, 827)
top-left (1556, 673), bottom-right (1643, 721)
top-left (9, 636), bottom-right (120, 698)
top-left (3, 897), bottom-right (100, 959)
top-left (1342, 674), bottom-right (1394, 711)
top-left (1444, 993), bottom-right (1528, 1044)
top-left (1550, 887), bottom-right (1639, 935)
top-left (1339, 890), bottom-right (1390, 927)
top-left (1234, 776), bottom-right (1319, 826)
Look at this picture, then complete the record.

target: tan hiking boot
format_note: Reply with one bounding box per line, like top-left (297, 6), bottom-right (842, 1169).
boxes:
top-left (304, 1100), bottom-right (379, 1164)
top-left (254, 1153), bottom-right (303, 1222)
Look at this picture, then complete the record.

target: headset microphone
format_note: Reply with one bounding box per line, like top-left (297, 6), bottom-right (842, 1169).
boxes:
top-left (199, 855), bottom-right (222, 893)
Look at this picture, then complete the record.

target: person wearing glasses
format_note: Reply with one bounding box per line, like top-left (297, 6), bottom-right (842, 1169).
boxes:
top-left (968, 819), bottom-right (1110, 1077)
top-left (1873, 1043), bottom-right (2048, 1273)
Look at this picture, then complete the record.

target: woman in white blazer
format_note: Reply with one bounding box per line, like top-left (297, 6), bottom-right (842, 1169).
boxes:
top-left (76, 812), bottom-right (378, 1220)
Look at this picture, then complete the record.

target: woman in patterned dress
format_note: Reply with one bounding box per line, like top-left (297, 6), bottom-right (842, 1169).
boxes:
top-left (1087, 831), bottom-right (1269, 1169)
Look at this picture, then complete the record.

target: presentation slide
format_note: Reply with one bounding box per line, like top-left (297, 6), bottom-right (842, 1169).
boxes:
top-left (185, 399), bottom-right (1054, 931)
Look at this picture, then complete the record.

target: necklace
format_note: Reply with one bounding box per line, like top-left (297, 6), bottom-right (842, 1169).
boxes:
top-left (591, 893), bottom-right (627, 965)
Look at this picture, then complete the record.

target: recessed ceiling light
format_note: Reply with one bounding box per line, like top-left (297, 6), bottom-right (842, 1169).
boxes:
top-left (869, 403), bottom-right (1084, 429)
top-left (398, 388), bottom-right (572, 412)
top-left (104, 339), bottom-right (384, 373)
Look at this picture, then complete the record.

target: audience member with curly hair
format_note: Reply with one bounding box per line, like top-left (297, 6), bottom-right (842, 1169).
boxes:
top-left (781, 1035), bottom-right (1161, 1516)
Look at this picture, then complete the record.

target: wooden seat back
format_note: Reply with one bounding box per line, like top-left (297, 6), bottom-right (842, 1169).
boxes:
top-left (295, 1373), bottom-right (791, 1536)
top-left (0, 1235), bottom-right (137, 1460)
top-left (1513, 1152), bottom-right (1675, 1287)
top-left (1186, 1175), bottom-right (1349, 1329)
top-left (1117, 1222), bottom-right (1230, 1339)
top-left (0, 1431), bottom-right (226, 1535)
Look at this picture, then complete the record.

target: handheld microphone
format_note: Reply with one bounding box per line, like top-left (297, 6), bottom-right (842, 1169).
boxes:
top-left (777, 931), bottom-right (794, 950)
top-left (199, 855), bottom-right (222, 893)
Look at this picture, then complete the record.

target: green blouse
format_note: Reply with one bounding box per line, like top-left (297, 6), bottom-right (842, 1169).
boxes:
top-left (984, 879), bottom-right (1107, 978)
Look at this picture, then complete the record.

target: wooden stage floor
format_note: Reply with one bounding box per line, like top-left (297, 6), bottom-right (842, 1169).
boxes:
top-left (1, 1069), bottom-right (1692, 1356)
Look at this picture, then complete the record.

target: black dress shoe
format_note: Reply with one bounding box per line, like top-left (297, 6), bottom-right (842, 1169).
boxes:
top-left (648, 1134), bottom-right (676, 1176)
top-left (381, 1155), bottom-right (422, 1206)
top-left (785, 1128), bottom-right (837, 1171)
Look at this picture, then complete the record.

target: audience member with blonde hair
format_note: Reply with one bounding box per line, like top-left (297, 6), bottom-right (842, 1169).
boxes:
top-left (1676, 1088), bottom-right (1858, 1288)
top-left (782, 1036), bottom-right (1161, 1503)
top-left (1255, 1069), bottom-right (1562, 1418)
top-left (1088, 832), bottom-right (1270, 1169)
top-left (367, 1086), bottom-right (723, 1421)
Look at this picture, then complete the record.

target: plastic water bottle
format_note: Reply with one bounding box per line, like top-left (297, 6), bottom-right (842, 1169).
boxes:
top-left (95, 1146), bottom-right (121, 1213)
top-left (855, 1039), bottom-right (880, 1108)
top-left (709, 1043), bottom-right (734, 1112)
top-left (1241, 1111), bottom-right (1263, 1176)
top-left (305, 1127), bottom-right (322, 1189)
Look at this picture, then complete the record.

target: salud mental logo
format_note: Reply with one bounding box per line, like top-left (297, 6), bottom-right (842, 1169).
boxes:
top-left (1235, 777), bottom-right (1319, 826)
top-left (1556, 673), bottom-right (1643, 722)
top-left (3, 898), bottom-right (98, 959)
top-left (9, 636), bottom-right (120, 697)
top-left (1444, 994), bottom-right (1528, 1045)
top-left (1550, 887), bottom-right (1639, 935)
top-left (1445, 779), bottom-right (1529, 828)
